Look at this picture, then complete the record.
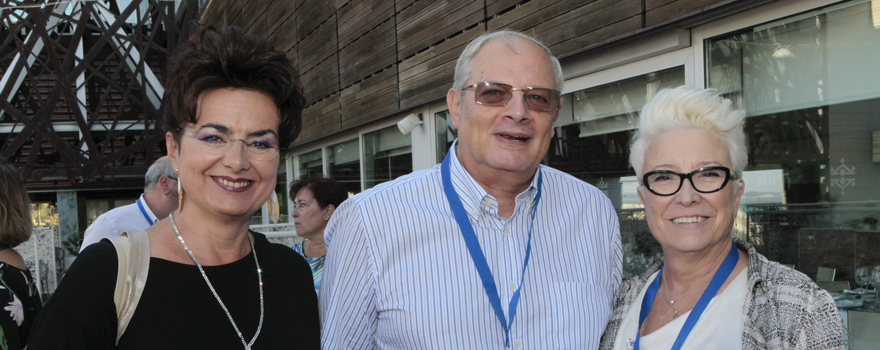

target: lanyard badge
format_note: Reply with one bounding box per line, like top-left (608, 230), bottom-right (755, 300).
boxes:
top-left (441, 151), bottom-right (542, 348)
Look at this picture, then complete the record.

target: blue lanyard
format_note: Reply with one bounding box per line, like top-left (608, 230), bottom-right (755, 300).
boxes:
top-left (634, 242), bottom-right (739, 350)
top-left (136, 197), bottom-right (154, 225)
top-left (440, 152), bottom-right (542, 349)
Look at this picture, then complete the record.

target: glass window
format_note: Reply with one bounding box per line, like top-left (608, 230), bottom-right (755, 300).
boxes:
top-left (546, 67), bottom-right (684, 279)
top-left (113, 199), bottom-right (135, 208)
top-left (363, 125), bottom-right (413, 189)
top-left (85, 200), bottom-right (109, 226)
top-left (707, 0), bottom-right (880, 282)
top-left (31, 202), bottom-right (58, 226)
top-left (275, 159), bottom-right (289, 223)
top-left (548, 66), bottom-right (685, 209)
top-left (297, 149), bottom-right (323, 180)
top-left (328, 138), bottom-right (362, 195)
top-left (435, 110), bottom-right (457, 163)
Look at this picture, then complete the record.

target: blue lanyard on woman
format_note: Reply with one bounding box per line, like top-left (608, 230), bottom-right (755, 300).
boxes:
top-left (634, 242), bottom-right (739, 350)
top-left (440, 151), bottom-right (543, 350)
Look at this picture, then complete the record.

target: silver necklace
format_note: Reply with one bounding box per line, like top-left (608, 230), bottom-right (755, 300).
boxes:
top-left (169, 212), bottom-right (264, 350)
top-left (662, 269), bottom-right (707, 319)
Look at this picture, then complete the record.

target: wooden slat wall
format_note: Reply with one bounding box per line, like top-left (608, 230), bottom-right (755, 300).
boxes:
top-left (199, 0), bottom-right (765, 146)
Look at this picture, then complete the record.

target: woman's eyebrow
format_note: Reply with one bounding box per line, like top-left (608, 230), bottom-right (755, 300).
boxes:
top-left (196, 124), bottom-right (277, 138)
top-left (248, 129), bottom-right (278, 138)
top-left (197, 123), bottom-right (229, 133)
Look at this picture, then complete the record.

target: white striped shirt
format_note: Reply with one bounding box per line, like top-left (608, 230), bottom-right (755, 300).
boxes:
top-left (319, 144), bottom-right (622, 349)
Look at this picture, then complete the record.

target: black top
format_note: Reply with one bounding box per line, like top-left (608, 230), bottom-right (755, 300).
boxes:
top-left (0, 261), bottom-right (42, 350)
top-left (28, 232), bottom-right (320, 349)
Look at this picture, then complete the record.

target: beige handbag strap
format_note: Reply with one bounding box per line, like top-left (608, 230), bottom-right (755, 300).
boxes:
top-left (105, 230), bottom-right (151, 345)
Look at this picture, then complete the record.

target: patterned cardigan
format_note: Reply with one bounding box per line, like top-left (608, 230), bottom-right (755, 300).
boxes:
top-left (599, 239), bottom-right (846, 350)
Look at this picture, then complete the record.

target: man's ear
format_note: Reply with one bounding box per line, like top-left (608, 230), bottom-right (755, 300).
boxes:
top-left (447, 88), bottom-right (462, 129)
top-left (161, 176), bottom-right (176, 196)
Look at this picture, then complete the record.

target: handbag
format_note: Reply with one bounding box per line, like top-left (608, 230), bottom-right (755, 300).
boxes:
top-left (104, 230), bottom-right (151, 345)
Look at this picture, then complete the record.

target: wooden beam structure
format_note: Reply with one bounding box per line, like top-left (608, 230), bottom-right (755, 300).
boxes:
top-left (0, 0), bottom-right (197, 186)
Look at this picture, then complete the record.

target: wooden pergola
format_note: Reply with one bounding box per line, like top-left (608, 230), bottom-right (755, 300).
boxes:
top-left (0, 0), bottom-right (198, 187)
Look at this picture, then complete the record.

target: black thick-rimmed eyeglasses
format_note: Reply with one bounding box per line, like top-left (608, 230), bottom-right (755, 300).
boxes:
top-left (461, 81), bottom-right (561, 113)
top-left (642, 166), bottom-right (737, 196)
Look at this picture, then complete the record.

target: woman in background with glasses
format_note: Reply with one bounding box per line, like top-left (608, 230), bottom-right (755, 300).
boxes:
top-left (29, 26), bottom-right (320, 349)
top-left (600, 86), bottom-right (845, 350)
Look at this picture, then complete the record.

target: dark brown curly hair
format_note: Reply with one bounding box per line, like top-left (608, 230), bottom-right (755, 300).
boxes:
top-left (289, 174), bottom-right (349, 210)
top-left (162, 25), bottom-right (305, 154)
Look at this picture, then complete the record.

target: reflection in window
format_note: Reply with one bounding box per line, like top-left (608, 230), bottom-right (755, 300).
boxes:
top-left (547, 66), bottom-right (684, 209)
top-left (86, 200), bottom-right (109, 226)
top-left (363, 125), bottom-right (412, 189)
top-left (328, 139), bottom-right (361, 195)
top-left (435, 110), bottom-right (457, 163)
top-left (297, 149), bottom-right (322, 180)
top-left (707, 0), bottom-right (880, 282)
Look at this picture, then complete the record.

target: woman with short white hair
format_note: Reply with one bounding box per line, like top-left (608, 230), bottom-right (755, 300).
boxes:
top-left (600, 86), bottom-right (845, 350)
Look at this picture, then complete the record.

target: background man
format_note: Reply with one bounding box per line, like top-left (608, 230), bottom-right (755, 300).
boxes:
top-left (320, 30), bottom-right (622, 349)
top-left (79, 156), bottom-right (178, 252)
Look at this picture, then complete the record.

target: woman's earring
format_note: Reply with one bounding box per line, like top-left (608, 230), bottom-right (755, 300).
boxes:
top-left (176, 170), bottom-right (183, 210)
top-left (267, 191), bottom-right (280, 224)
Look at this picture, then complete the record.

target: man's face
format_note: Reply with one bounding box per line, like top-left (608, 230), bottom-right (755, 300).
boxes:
top-left (447, 39), bottom-right (558, 178)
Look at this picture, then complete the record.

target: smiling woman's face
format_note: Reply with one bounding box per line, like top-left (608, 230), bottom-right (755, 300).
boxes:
top-left (638, 128), bottom-right (745, 256)
top-left (167, 87), bottom-right (281, 220)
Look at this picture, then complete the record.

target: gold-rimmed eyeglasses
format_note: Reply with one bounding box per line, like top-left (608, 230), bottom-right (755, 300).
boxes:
top-left (461, 81), bottom-right (561, 113)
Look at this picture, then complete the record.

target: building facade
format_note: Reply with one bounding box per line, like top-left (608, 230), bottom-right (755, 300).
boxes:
top-left (200, 0), bottom-right (880, 282)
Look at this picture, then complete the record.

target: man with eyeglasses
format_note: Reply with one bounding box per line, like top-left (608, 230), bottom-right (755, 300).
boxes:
top-left (320, 30), bottom-right (621, 349)
top-left (79, 156), bottom-right (179, 252)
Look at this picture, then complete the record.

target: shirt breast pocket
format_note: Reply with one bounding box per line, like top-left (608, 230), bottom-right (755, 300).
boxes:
top-left (532, 282), bottom-right (614, 346)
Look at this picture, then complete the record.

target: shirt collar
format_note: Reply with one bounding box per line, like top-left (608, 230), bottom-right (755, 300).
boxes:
top-left (447, 140), bottom-right (541, 217)
top-left (137, 194), bottom-right (159, 224)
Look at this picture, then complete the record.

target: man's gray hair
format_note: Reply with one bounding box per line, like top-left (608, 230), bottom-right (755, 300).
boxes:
top-left (453, 30), bottom-right (564, 92)
top-left (144, 157), bottom-right (176, 192)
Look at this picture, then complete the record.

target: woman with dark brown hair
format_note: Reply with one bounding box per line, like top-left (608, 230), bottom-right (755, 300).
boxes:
top-left (28, 26), bottom-right (320, 349)
top-left (0, 162), bottom-right (42, 350)
top-left (289, 175), bottom-right (348, 294)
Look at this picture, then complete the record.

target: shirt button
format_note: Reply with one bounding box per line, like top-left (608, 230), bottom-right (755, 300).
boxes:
top-left (470, 210), bottom-right (478, 216)
top-left (514, 340), bottom-right (522, 348)
top-left (504, 227), bottom-right (510, 234)
top-left (509, 282), bottom-right (516, 290)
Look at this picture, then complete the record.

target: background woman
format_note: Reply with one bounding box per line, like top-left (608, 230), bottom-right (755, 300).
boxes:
top-left (0, 162), bottom-right (42, 350)
top-left (289, 175), bottom-right (348, 293)
top-left (28, 26), bottom-right (320, 349)
top-left (600, 86), bottom-right (844, 349)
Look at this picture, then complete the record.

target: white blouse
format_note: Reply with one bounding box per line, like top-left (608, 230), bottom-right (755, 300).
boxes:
top-left (613, 266), bottom-right (748, 350)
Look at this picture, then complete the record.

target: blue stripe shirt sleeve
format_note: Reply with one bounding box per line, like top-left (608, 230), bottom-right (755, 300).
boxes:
top-left (320, 199), bottom-right (377, 350)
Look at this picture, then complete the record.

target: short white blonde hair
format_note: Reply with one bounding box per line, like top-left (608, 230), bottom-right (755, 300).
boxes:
top-left (629, 86), bottom-right (747, 182)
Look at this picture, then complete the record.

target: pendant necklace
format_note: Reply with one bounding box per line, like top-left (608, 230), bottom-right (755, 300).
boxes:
top-left (170, 212), bottom-right (264, 350)
top-left (662, 269), bottom-right (708, 320)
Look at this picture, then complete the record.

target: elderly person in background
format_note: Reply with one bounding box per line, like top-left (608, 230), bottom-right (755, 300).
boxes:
top-left (79, 156), bottom-right (178, 252)
top-left (28, 26), bottom-right (320, 349)
top-left (0, 162), bottom-right (42, 350)
top-left (599, 86), bottom-right (845, 350)
top-left (289, 175), bottom-right (348, 293)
